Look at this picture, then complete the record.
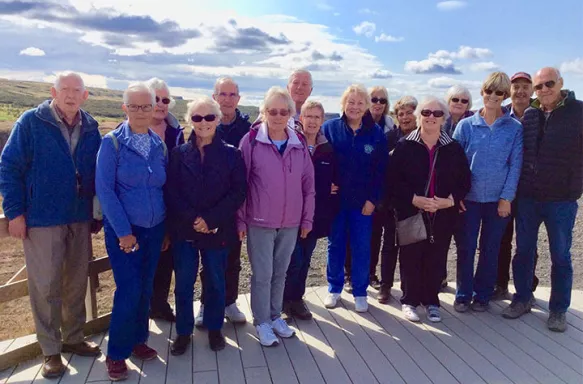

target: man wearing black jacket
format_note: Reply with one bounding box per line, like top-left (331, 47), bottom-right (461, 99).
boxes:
top-left (503, 68), bottom-right (583, 333)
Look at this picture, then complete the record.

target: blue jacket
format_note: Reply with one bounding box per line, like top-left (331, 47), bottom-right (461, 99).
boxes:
top-left (0, 100), bottom-right (101, 227)
top-left (96, 121), bottom-right (167, 238)
top-left (453, 110), bottom-right (523, 203)
top-left (321, 112), bottom-right (388, 210)
top-left (163, 112), bottom-right (185, 151)
top-left (216, 109), bottom-right (251, 147)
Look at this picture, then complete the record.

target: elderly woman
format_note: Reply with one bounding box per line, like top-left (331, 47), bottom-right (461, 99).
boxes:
top-left (390, 97), bottom-right (470, 322)
top-left (453, 72), bottom-right (523, 313)
top-left (443, 85), bottom-right (474, 136)
top-left (238, 87), bottom-right (315, 346)
top-left (145, 77), bottom-right (184, 322)
top-left (369, 85), bottom-right (395, 132)
top-left (322, 84), bottom-right (388, 313)
top-left (96, 83), bottom-right (168, 381)
top-left (283, 100), bottom-right (339, 321)
top-left (165, 97), bottom-right (246, 354)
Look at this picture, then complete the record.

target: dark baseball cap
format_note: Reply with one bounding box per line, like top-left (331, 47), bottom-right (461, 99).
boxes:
top-left (511, 72), bottom-right (532, 83)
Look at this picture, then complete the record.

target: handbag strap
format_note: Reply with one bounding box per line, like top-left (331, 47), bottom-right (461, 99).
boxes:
top-left (423, 149), bottom-right (439, 197)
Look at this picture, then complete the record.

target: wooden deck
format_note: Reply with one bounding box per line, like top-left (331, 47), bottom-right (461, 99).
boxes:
top-left (1, 285), bottom-right (582, 384)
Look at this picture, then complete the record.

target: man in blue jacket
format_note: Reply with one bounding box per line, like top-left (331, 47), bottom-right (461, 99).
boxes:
top-left (0, 72), bottom-right (102, 378)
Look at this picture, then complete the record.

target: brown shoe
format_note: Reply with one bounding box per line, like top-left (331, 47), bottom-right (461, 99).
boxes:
top-left (378, 285), bottom-right (391, 304)
top-left (62, 340), bottom-right (101, 357)
top-left (41, 354), bottom-right (65, 378)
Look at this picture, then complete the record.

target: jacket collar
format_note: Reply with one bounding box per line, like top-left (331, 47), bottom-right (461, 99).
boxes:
top-left (118, 120), bottom-right (163, 148)
top-left (35, 100), bottom-right (98, 132)
top-left (468, 108), bottom-right (514, 126)
top-left (405, 128), bottom-right (454, 147)
top-left (341, 110), bottom-right (377, 132)
top-left (256, 121), bottom-right (303, 147)
top-left (165, 112), bottom-right (182, 130)
top-left (531, 90), bottom-right (575, 111)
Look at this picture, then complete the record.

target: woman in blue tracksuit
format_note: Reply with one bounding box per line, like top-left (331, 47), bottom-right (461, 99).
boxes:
top-left (96, 83), bottom-right (167, 381)
top-left (321, 84), bottom-right (388, 313)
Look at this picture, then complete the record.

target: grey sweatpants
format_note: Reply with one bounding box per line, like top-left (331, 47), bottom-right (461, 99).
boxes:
top-left (23, 221), bottom-right (92, 356)
top-left (247, 226), bottom-right (298, 325)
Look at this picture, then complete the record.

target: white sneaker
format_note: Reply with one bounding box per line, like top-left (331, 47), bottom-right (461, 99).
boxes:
top-left (271, 317), bottom-right (295, 338)
top-left (354, 296), bottom-right (368, 312)
top-left (402, 304), bottom-right (420, 322)
top-left (324, 293), bottom-right (341, 308)
top-left (426, 305), bottom-right (442, 323)
top-left (195, 305), bottom-right (204, 327)
top-left (225, 303), bottom-right (246, 324)
top-left (256, 323), bottom-right (279, 347)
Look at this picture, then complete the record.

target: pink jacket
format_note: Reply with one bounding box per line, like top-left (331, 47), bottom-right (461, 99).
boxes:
top-left (237, 122), bottom-right (315, 232)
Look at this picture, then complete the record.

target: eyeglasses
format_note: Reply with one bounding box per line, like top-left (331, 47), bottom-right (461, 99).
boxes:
top-left (451, 97), bottom-right (469, 104)
top-left (420, 109), bottom-right (445, 118)
top-left (127, 104), bottom-right (153, 112)
top-left (371, 97), bottom-right (388, 105)
top-left (484, 89), bottom-right (505, 97)
top-left (534, 80), bottom-right (556, 91)
top-left (267, 109), bottom-right (290, 117)
top-left (191, 114), bottom-right (216, 122)
top-left (156, 96), bottom-right (171, 105)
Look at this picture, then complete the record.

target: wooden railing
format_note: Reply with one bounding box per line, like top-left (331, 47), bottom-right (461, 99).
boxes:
top-left (0, 214), bottom-right (112, 371)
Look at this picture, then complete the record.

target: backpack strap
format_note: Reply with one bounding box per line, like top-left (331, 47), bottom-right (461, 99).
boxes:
top-left (105, 131), bottom-right (119, 152)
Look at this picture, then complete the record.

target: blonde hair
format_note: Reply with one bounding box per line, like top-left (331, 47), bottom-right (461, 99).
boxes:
top-left (393, 96), bottom-right (418, 115)
top-left (184, 96), bottom-right (223, 124)
top-left (482, 72), bottom-right (511, 98)
top-left (300, 100), bottom-right (325, 117)
top-left (414, 96), bottom-right (450, 128)
top-left (369, 86), bottom-right (390, 115)
top-left (340, 84), bottom-right (371, 114)
top-left (260, 86), bottom-right (296, 121)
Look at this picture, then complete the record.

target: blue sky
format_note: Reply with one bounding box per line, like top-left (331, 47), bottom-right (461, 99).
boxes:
top-left (0, 0), bottom-right (582, 112)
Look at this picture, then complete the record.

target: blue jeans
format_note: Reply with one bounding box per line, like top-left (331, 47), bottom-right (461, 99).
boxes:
top-left (284, 231), bottom-right (319, 302)
top-left (105, 220), bottom-right (165, 361)
top-left (513, 198), bottom-right (578, 313)
top-left (456, 201), bottom-right (510, 304)
top-left (327, 209), bottom-right (373, 297)
top-left (173, 241), bottom-right (228, 333)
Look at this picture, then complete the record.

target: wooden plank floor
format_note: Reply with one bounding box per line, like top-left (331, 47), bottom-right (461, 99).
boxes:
top-left (1, 286), bottom-right (582, 384)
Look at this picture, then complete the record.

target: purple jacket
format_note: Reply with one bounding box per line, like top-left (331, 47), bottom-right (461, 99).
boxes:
top-left (237, 122), bottom-right (315, 232)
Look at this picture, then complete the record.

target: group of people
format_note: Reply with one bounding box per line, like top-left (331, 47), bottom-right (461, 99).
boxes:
top-left (0, 66), bottom-right (580, 381)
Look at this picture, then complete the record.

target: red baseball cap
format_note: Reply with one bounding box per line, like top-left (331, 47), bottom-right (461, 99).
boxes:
top-left (511, 72), bottom-right (532, 83)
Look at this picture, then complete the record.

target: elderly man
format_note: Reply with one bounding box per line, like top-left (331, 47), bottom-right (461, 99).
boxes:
top-left (287, 69), bottom-right (313, 121)
top-left (503, 68), bottom-right (583, 332)
top-left (0, 72), bottom-right (102, 378)
top-left (194, 77), bottom-right (250, 327)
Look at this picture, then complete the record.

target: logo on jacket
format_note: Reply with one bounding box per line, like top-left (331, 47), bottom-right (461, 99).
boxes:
top-left (364, 144), bottom-right (374, 154)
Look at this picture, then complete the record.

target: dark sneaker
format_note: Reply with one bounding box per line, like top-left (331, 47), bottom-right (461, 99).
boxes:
top-left (369, 275), bottom-right (381, 290)
top-left (470, 300), bottom-right (489, 312)
top-left (440, 279), bottom-right (448, 292)
top-left (149, 309), bottom-right (175, 322)
top-left (529, 294), bottom-right (537, 306)
top-left (106, 357), bottom-right (128, 381)
top-left (62, 340), bottom-right (101, 356)
top-left (377, 285), bottom-right (391, 304)
top-left (454, 300), bottom-right (470, 313)
top-left (501, 300), bottom-right (531, 319)
top-left (208, 330), bottom-right (226, 351)
top-left (131, 344), bottom-right (157, 361)
top-left (343, 279), bottom-right (353, 294)
top-left (547, 312), bottom-right (567, 332)
top-left (170, 335), bottom-right (191, 356)
top-left (41, 354), bottom-right (65, 378)
top-left (282, 302), bottom-right (293, 323)
top-left (492, 286), bottom-right (509, 301)
top-left (289, 299), bottom-right (313, 320)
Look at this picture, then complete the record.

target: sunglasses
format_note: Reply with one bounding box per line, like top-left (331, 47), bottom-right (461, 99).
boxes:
top-left (371, 97), bottom-right (388, 105)
top-left (451, 97), bottom-right (469, 104)
top-left (534, 80), bottom-right (556, 91)
top-left (191, 114), bottom-right (216, 123)
top-left (484, 89), bottom-right (505, 97)
top-left (267, 108), bottom-right (290, 117)
top-left (155, 96), bottom-right (171, 105)
top-left (420, 109), bottom-right (445, 118)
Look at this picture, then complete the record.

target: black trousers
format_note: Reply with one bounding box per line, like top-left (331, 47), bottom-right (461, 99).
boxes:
top-left (150, 246), bottom-right (174, 315)
top-left (201, 241), bottom-right (242, 306)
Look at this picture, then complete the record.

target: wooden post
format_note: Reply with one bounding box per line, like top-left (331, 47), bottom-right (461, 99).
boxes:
top-left (0, 214), bottom-right (8, 239)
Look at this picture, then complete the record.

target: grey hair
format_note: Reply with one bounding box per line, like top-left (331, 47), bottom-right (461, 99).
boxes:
top-left (393, 95), bottom-right (418, 114)
top-left (260, 86), bottom-right (296, 121)
top-left (415, 96), bottom-right (450, 128)
top-left (123, 82), bottom-right (156, 105)
top-left (445, 85), bottom-right (473, 110)
top-left (185, 96), bottom-right (223, 124)
top-left (54, 71), bottom-right (85, 90)
top-left (145, 77), bottom-right (176, 109)
top-left (300, 100), bottom-right (325, 117)
top-left (213, 76), bottom-right (240, 95)
top-left (288, 69), bottom-right (313, 86)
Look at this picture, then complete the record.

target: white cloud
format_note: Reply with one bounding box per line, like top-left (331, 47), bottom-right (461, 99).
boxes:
top-left (427, 76), bottom-right (481, 89)
top-left (375, 34), bottom-right (404, 43)
top-left (430, 46), bottom-right (493, 60)
top-left (359, 8), bottom-right (380, 15)
top-left (469, 61), bottom-right (500, 72)
top-left (316, 2), bottom-right (334, 11)
top-left (19, 47), bottom-right (46, 56)
top-left (405, 57), bottom-right (462, 75)
top-left (353, 21), bottom-right (376, 38)
top-left (560, 58), bottom-right (583, 75)
top-left (436, 1), bottom-right (468, 11)
top-left (43, 71), bottom-right (110, 89)
top-left (370, 69), bottom-right (393, 79)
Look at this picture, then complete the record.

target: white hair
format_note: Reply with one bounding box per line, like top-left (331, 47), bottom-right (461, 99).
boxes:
top-left (54, 71), bottom-right (85, 90)
top-left (260, 86), bottom-right (296, 120)
top-left (288, 69), bottom-right (313, 86)
top-left (415, 96), bottom-right (450, 127)
top-left (185, 96), bottom-right (223, 123)
top-left (213, 76), bottom-right (240, 95)
top-left (445, 85), bottom-right (473, 110)
top-left (145, 77), bottom-right (176, 109)
top-left (123, 82), bottom-right (156, 105)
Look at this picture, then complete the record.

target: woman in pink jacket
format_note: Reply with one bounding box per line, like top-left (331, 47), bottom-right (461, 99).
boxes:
top-left (238, 86), bottom-right (315, 347)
